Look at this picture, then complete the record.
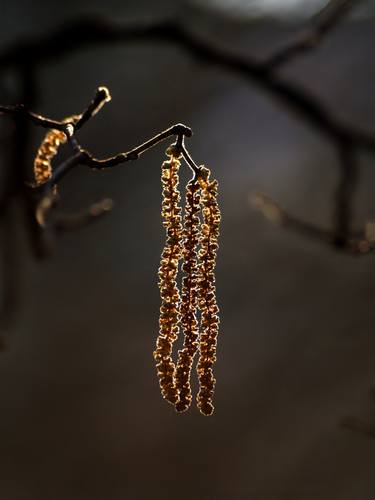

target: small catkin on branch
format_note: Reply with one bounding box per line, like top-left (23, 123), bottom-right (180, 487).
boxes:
top-left (196, 167), bottom-right (221, 416)
top-left (33, 115), bottom-right (80, 186)
top-left (154, 147), bottom-right (184, 405)
top-left (34, 128), bottom-right (67, 185)
top-left (174, 178), bottom-right (202, 413)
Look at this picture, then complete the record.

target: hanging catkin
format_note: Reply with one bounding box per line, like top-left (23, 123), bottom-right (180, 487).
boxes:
top-left (33, 116), bottom-right (79, 186)
top-left (155, 148), bottom-right (221, 416)
top-left (196, 167), bottom-right (221, 416)
top-left (174, 178), bottom-right (201, 412)
top-left (154, 147), bottom-right (184, 405)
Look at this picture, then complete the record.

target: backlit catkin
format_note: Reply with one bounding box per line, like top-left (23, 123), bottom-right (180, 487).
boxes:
top-left (33, 116), bottom-right (78, 186)
top-left (154, 148), bottom-right (184, 405)
top-left (174, 178), bottom-right (201, 412)
top-left (155, 151), bottom-right (221, 416)
top-left (196, 167), bottom-right (221, 416)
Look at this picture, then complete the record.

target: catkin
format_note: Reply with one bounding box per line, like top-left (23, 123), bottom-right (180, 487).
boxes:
top-left (155, 150), bottom-right (221, 416)
top-left (33, 115), bottom-right (79, 186)
top-left (174, 178), bottom-right (201, 412)
top-left (196, 167), bottom-right (221, 416)
top-left (154, 148), bottom-right (184, 405)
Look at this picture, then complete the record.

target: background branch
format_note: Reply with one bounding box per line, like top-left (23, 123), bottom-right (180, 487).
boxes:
top-left (267, 0), bottom-right (358, 68)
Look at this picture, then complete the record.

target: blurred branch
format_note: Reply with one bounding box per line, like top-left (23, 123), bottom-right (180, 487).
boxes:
top-left (341, 385), bottom-right (375, 439)
top-left (0, 206), bottom-right (18, 345)
top-left (1, 15), bottom-right (375, 154)
top-left (54, 198), bottom-right (114, 232)
top-left (267, 0), bottom-right (358, 68)
top-left (333, 142), bottom-right (358, 247)
top-left (251, 192), bottom-right (375, 254)
top-left (340, 416), bottom-right (375, 438)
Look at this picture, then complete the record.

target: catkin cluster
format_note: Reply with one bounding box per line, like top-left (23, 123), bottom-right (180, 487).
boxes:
top-left (155, 149), bottom-right (221, 416)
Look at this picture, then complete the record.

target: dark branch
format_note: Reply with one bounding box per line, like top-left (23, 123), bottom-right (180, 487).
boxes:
top-left (29, 119), bottom-right (194, 239)
top-left (341, 416), bottom-right (375, 439)
top-left (251, 192), bottom-right (375, 255)
top-left (267, 0), bottom-right (358, 68)
top-left (0, 104), bottom-right (73, 133)
top-left (181, 142), bottom-right (201, 177)
top-left (1, 16), bottom-right (375, 154)
top-left (0, 85), bottom-right (114, 138)
top-left (74, 86), bottom-right (111, 131)
top-left (77, 123), bottom-right (192, 170)
top-left (54, 198), bottom-right (113, 232)
top-left (333, 142), bottom-right (358, 247)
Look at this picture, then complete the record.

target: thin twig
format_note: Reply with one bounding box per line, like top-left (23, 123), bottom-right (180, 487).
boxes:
top-left (74, 86), bottom-right (111, 131)
top-left (0, 85), bottom-right (114, 138)
top-left (77, 123), bottom-right (192, 170)
top-left (181, 142), bottom-right (201, 178)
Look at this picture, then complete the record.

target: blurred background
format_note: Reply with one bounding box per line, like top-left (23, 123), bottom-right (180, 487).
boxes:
top-left (1, 1), bottom-right (375, 499)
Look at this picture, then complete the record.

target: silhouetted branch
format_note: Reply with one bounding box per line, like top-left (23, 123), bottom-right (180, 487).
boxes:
top-left (77, 123), bottom-right (192, 170)
top-left (0, 85), bottom-right (114, 137)
top-left (74, 86), bottom-right (111, 131)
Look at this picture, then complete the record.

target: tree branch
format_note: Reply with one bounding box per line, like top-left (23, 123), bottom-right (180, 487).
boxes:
top-left (1, 15), bottom-right (374, 154)
top-left (266, 0), bottom-right (358, 68)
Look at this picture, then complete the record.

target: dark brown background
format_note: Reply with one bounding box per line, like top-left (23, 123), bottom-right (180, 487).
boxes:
top-left (1, 1), bottom-right (375, 499)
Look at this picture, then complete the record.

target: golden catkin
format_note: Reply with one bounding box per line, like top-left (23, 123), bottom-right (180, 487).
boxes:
top-left (154, 150), bottom-right (184, 405)
top-left (33, 116), bottom-right (79, 186)
top-left (34, 129), bottom-right (66, 185)
top-left (174, 179), bottom-right (201, 412)
top-left (196, 167), bottom-right (221, 416)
